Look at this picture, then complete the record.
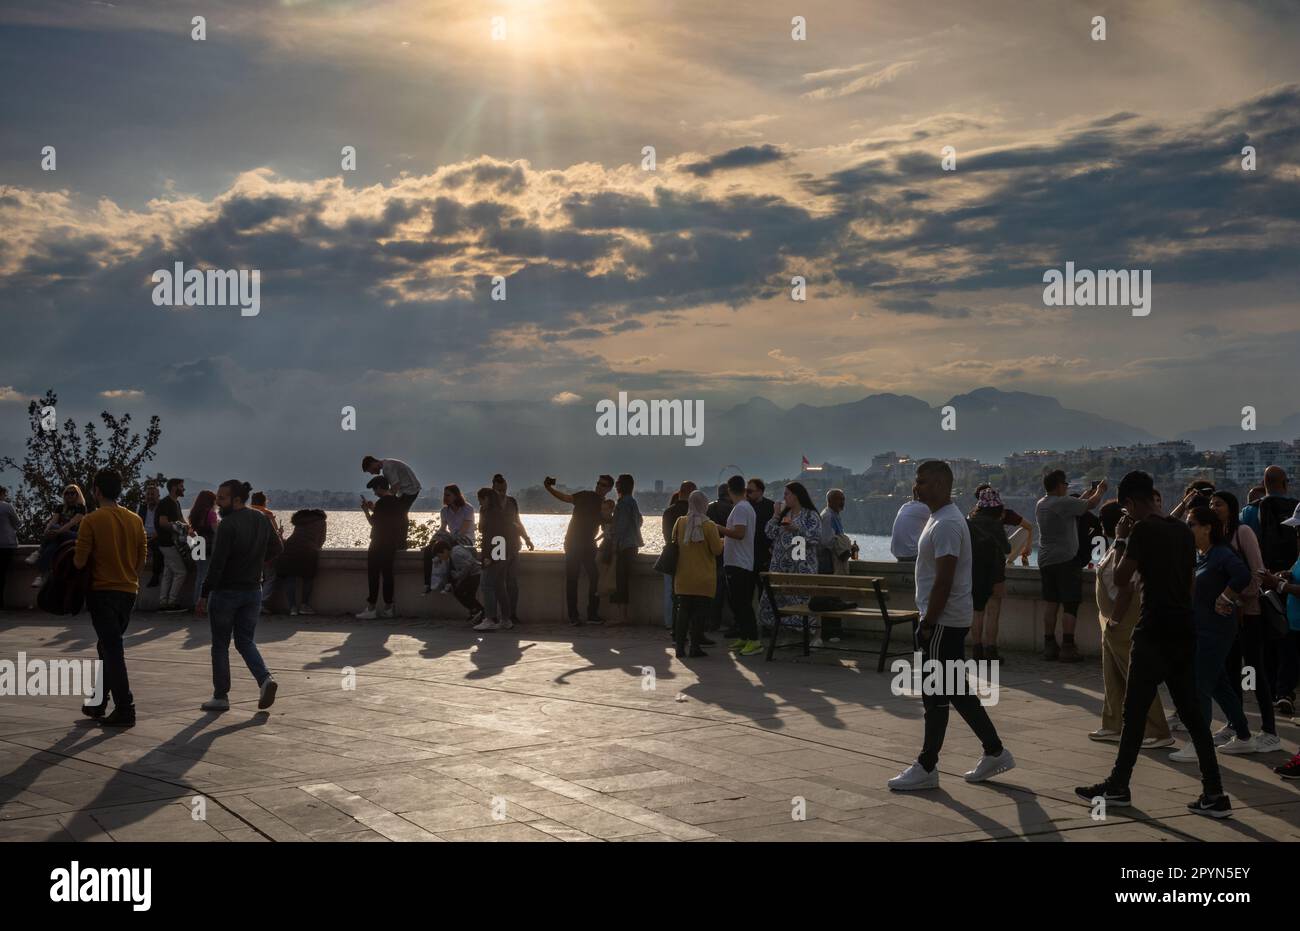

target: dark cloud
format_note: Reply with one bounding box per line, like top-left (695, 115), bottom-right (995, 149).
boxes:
top-left (680, 144), bottom-right (787, 177)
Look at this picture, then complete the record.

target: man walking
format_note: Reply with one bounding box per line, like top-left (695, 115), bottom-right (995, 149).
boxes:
top-left (361, 455), bottom-right (422, 515)
top-left (888, 460), bottom-right (1014, 791)
top-left (155, 477), bottom-right (190, 612)
top-left (544, 474), bottom-right (613, 625)
top-left (74, 469), bottom-right (148, 728)
top-left (1035, 469), bottom-right (1106, 661)
top-left (196, 480), bottom-right (283, 712)
top-left (1075, 471), bottom-right (1232, 818)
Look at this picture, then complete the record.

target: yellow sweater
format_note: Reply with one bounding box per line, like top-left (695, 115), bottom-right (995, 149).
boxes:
top-left (673, 517), bottom-right (723, 597)
top-left (73, 504), bottom-right (148, 594)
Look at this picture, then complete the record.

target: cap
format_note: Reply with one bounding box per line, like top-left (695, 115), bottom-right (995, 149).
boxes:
top-left (975, 487), bottom-right (1004, 509)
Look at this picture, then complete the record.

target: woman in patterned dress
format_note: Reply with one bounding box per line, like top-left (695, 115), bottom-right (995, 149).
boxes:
top-left (758, 481), bottom-right (822, 631)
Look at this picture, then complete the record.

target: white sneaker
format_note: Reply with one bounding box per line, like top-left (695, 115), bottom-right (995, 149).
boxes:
top-left (1255, 732), bottom-right (1283, 753)
top-left (1168, 713), bottom-right (1187, 733)
top-left (24, 551), bottom-right (39, 565)
top-left (1219, 735), bottom-right (1258, 755)
top-left (1169, 743), bottom-right (1199, 762)
top-left (1088, 728), bottom-right (1121, 742)
top-left (810, 636), bottom-right (824, 648)
top-left (289, 608), bottom-right (299, 617)
top-left (964, 749), bottom-right (1016, 783)
top-left (888, 762), bottom-right (939, 791)
top-left (473, 617), bottom-right (501, 631)
top-left (1141, 736), bottom-right (1176, 749)
top-left (298, 605), bottom-right (316, 616)
top-left (1212, 724), bottom-right (1234, 746)
top-left (378, 604), bottom-right (395, 618)
top-left (201, 696), bottom-right (230, 712)
top-left (356, 606), bottom-right (378, 620)
top-left (30, 575), bottom-right (43, 589)
top-left (498, 618), bottom-right (514, 630)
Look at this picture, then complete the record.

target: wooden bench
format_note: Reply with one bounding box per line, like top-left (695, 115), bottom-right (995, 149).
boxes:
top-left (759, 571), bottom-right (919, 671)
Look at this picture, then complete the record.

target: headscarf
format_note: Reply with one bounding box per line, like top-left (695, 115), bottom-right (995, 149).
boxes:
top-left (684, 489), bottom-right (710, 543)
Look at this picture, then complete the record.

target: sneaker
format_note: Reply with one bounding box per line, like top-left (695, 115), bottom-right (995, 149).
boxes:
top-left (1219, 735), bottom-right (1258, 755)
top-left (1274, 753), bottom-right (1300, 779)
top-left (467, 609), bottom-right (484, 625)
top-left (378, 604), bottom-right (396, 619)
top-left (24, 550), bottom-right (39, 565)
top-left (1088, 727), bottom-right (1121, 742)
top-left (1141, 735), bottom-right (1176, 749)
top-left (473, 617), bottom-right (501, 631)
top-left (80, 701), bottom-right (107, 720)
top-left (1167, 713), bottom-right (1187, 732)
top-left (1058, 642), bottom-right (1082, 663)
top-left (739, 640), bottom-right (765, 656)
top-left (568, 616), bottom-right (583, 626)
top-left (1212, 724), bottom-right (1234, 746)
top-left (827, 636), bottom-right (842, 644)
top-left (258, 677), bottom-right (278, 710)
top-left (30, 575), bottom-right (43, 589)
top-left (586, 616), bottom-right (606, 626)
top-left (100, 705), bottom-right (136, 728)
top-left (1169, 743), bottom-right (1198, 762)
top-left (964, 749), bottom-right (1015, 783)
top-left (289, 608), bottom-right (299, 617)
top-left (729, 639), bottom-right (747, 651)
top-left (1074, 782), bottom-right (1131, 807)
top-left (1187, 793), bottom-right (1232, 819)
top-left (499, 618), bottom-right (514, 631)
top-left (201, 696), bottom-right (230, 712)
top-left (810, 636), bottom-right (824, 648)
top-left (1043, 638), bottom-right (1059, 661)
top-left (298, 605), bottom-right (316, 616)
top-left (1255, 732), bottom-right (1283, 753)
top-left (356, 606), bottom-right (378, 620)
top-left (888, 762), bottom-right (939, 791)
top-left (1275, 696), bottom-right (1295, 717)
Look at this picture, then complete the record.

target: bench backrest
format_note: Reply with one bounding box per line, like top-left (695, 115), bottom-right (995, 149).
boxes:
top-left (760, 572), bottom-right (888, 599)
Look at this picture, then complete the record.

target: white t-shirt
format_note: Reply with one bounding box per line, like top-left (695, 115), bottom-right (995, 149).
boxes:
top-left (723, 499), bottom-right (755, 570)
top-left (890, 499), bottom-right (931, 559)
top-left (914, 502), bottom-right (973, 628)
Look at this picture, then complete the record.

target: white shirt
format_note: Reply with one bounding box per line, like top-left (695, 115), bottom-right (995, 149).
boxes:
top-left (381, 458), bottom-right (421, 498)
top-left (890, 499), bottom-right (931, 559)
top-left (723, 499), bottom-right (755, 571)
top-left (914, 502), bottom-right (973, 629)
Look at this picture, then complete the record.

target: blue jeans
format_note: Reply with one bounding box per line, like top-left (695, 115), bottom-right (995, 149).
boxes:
top-left (192, 558), bottom-right (209, 608)
top-left (282, 576), bottom-right (313, 611)
top-left (662, 572), bottom-right (675, 629)
top-left (208, 589), bottom-right (270, 698)
top-left (482, 561), bottom-right (505, 620)
top-left (1195, 615), bottom-right (1249, 738)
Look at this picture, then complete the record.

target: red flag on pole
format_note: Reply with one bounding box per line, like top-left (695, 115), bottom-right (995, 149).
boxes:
top-left (801, 455), bottom-right (811, 469)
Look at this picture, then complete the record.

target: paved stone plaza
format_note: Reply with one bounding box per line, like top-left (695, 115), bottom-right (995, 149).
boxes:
top-left (1, 610), bottom-right (1298, 842)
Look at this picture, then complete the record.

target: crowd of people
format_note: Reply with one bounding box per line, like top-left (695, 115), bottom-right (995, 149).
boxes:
top-left (886, 463), bottom-right (1300, 802)
top-left (8, 450), bottom-right (1300, 809)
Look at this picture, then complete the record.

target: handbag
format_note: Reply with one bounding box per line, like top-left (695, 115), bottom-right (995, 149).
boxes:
top-left (653, 541), bottom-right (678, 575)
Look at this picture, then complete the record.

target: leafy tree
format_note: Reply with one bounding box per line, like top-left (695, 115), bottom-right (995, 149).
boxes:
top-left (0, 390), bottom-right (162, 542)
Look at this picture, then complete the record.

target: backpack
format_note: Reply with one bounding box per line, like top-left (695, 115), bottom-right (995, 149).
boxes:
top-left (36, 539), bottom-right (90, 616)
top-left (1256, 496), bottom-right (1299, 572)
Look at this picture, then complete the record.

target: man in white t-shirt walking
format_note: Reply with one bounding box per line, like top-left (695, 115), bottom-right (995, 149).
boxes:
top-left (889, 460), bottom-right (1015, 791)
top-left (715, 475), bottom-right (761, 656)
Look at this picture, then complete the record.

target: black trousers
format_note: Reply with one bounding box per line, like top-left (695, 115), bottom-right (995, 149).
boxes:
top-left (724, 566), bottom-right (757, 640)
top-left (367, 543), bottom-right (396, 604)
top-left (86, 590), bottom-right (135, 709)
top-left (452, 572), bottom-right (483, 614)
top-left (611, 546), bottom-right (638, 604)
top-left (1109, 631), bottom-right (1222, 795)
top-left (674, 594), bottom-right (710, 651)
top-left (918, 624), bottom-right (1003, 771)
top-left (564, 542), bottom-right (599, 621)
top-left (1227, 613), bottom-right (1275, 733)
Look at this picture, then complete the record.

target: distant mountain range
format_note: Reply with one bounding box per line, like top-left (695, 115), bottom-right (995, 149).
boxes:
top-left (1176, 412), bottom-right (1300, 451)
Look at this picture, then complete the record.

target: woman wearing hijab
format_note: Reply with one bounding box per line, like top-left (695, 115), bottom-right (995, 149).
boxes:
top-left (671, 490), bottom-right (723, 658)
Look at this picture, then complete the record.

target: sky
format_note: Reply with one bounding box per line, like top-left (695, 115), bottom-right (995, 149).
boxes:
top-left (1, 0), bottom-right (1298, 489)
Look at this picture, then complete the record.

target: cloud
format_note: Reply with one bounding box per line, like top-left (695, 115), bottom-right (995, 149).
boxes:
top-left (802, 60), bottom-right (918, 100)
top-left (99, 389), bottom-right (144, 399)
top-left (0, 386), bottom-right (22, 402)
top-left (550, 391), bottom-right (582, 405)
top-left (680, 144), bottom-right (788, 177)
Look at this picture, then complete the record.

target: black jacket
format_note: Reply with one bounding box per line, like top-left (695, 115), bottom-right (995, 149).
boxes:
top-left (202, 506), bottom-right (283, 597)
